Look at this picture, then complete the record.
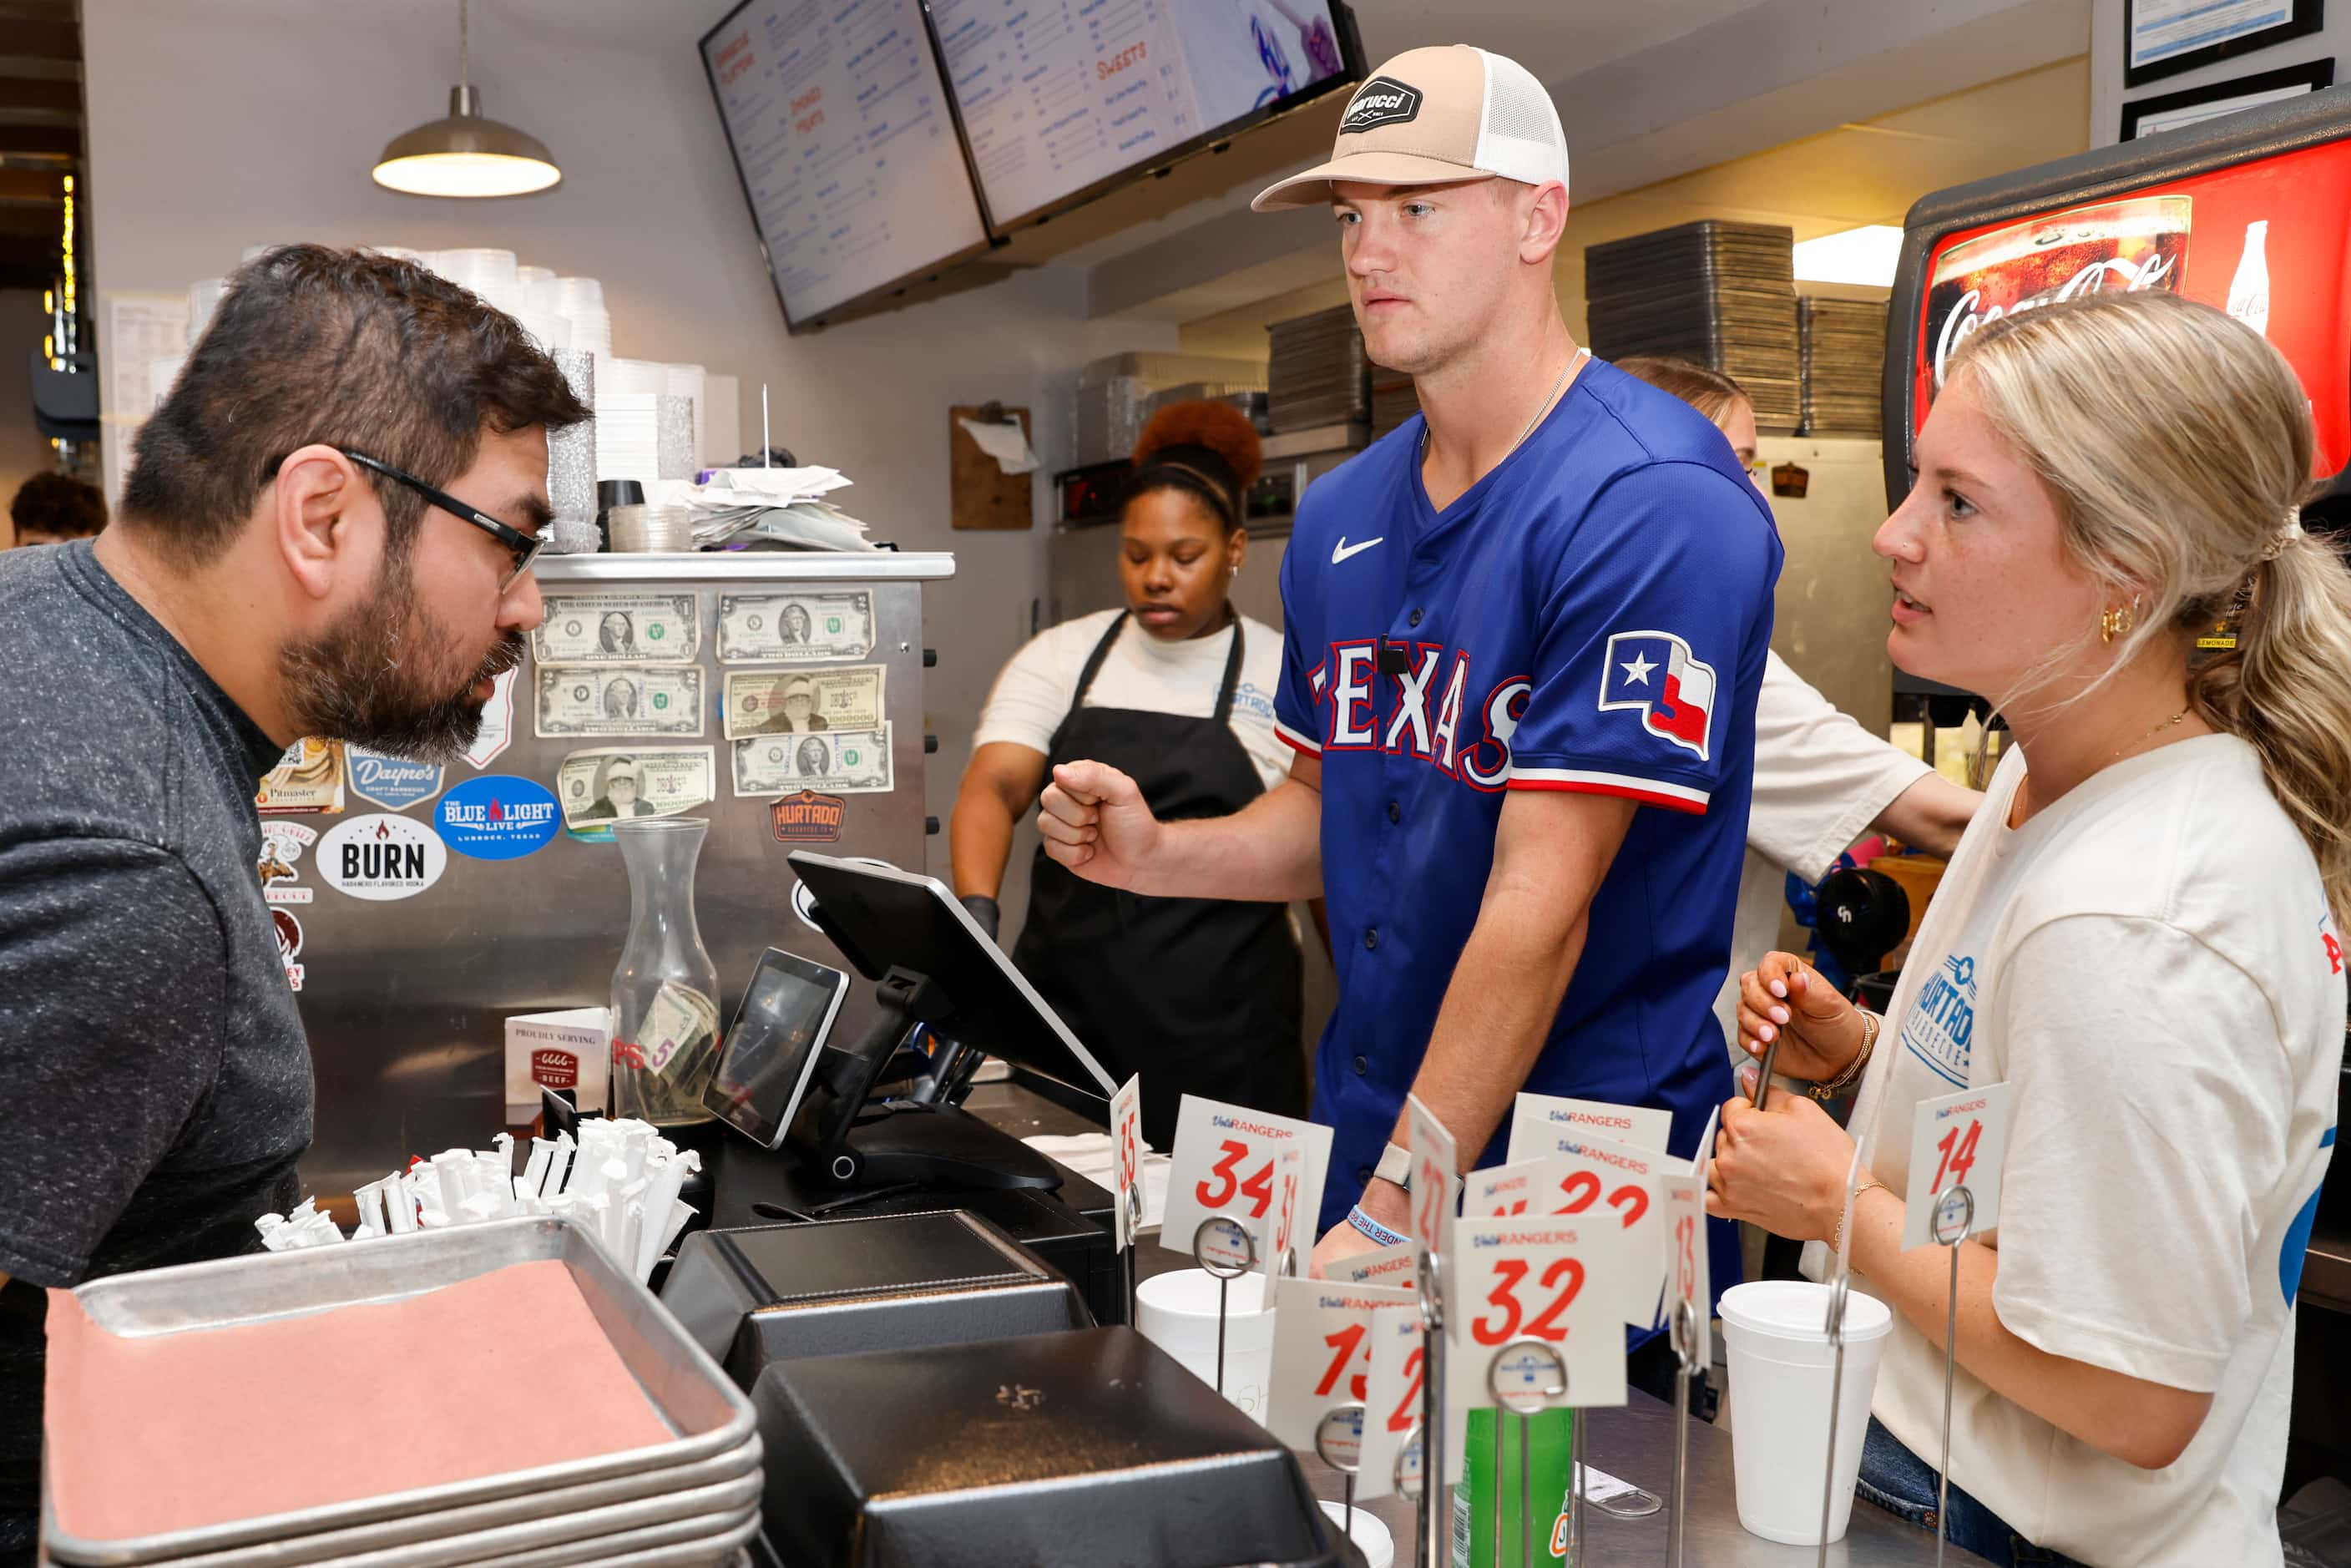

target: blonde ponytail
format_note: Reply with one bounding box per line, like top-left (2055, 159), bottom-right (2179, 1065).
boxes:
top-left (2192, 524), bottom-right (2351, 921)
top-left (1949, 290), bottom-right (2351, 921)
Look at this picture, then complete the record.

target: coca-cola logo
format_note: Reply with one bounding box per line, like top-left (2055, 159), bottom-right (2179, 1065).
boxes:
top-left (1934, 249), bottom-right (2181, 388)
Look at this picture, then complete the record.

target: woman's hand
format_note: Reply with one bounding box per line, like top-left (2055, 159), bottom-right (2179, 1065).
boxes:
top-left (1736, 952), bottom-right (1867, 1085)
top-left (1705, 1090), bottom-right (1861, 1243)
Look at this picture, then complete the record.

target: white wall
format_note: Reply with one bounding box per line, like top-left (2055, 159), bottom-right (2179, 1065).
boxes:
top-left (80, 0), bottom-right (1176, 869)
top-left (0, 291), bottom-right (58, 545)
top-left (2092, 0), bottom-right (2348, 144)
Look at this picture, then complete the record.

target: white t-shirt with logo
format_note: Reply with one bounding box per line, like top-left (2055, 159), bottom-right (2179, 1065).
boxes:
top-left (1712, 651), bottom-right (1934, 1055)
top-left (973, 609), bottom-right (1290, 792)
top-left (1818, 734), bottom-right (2343, 1566)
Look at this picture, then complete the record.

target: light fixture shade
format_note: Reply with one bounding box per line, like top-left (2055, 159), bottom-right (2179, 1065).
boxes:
top-left (373, 84), bottom-right (560, 198)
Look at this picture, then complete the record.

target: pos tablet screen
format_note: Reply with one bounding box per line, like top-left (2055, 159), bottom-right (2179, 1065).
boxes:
top-left (786, 852), bottom-right (1117, 1100)
top-left (703, 947), bottom-right (851, 1146)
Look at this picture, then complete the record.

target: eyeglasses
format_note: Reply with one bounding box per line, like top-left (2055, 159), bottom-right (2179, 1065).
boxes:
top-left (341, 448), bottom-right (544, 592)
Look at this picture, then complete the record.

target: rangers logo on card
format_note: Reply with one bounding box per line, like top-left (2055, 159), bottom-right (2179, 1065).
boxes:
top-left (1596, 631), bottom-right (1716, 761)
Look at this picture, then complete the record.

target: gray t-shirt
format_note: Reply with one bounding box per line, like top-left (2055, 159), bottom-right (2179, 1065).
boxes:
top-left (0, 541), bottom-right (312, 1520)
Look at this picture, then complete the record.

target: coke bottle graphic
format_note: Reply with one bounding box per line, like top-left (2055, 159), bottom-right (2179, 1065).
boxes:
top-left (2227, 220), bottom-right (2270, 338)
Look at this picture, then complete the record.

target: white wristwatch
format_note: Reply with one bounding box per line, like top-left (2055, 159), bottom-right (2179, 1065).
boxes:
top-left (1372, 1141), bottom-right (1412, 1190)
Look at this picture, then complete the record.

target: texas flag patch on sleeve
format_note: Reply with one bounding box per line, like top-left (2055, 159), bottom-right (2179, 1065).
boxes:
top-left (1597, 631), bottom-right (1716, 761)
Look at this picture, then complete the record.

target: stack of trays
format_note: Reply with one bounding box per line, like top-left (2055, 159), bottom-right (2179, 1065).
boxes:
top-left (42, 1218), bottom-right (761, 1568)
top-left (1585, 220), bottom-right (1802, 433)
top-left (1799, 296), bottom-right (1888, 437)
top-left (1267, 304), bottom-right (1370, 432)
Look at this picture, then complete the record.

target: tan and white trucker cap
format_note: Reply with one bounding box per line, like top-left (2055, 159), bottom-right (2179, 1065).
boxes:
top-left (1251, 45), bottom-right (1569, 211)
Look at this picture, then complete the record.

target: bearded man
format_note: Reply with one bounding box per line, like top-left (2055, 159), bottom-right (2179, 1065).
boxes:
top-left (0, 244), bottom-right (587, 1555)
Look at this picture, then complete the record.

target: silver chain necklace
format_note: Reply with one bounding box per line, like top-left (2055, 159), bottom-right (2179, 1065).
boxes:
top-left (1422, 346), bottom-right (1590, 463)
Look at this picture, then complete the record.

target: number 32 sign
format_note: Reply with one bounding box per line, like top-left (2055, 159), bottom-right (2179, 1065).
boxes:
top-left (1445, 1217), bottom-right (1629, 1414)
top-left (1902, 1082), bottom-right (2015, 1251)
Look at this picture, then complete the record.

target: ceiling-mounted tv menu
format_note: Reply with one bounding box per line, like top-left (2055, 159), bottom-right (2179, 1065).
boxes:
top-left (929, 0), bottom-right (1363, 232)
top-left (701, 0), bottom-right (993, 330)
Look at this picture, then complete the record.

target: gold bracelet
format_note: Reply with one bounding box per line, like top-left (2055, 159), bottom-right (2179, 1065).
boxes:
top-left (1809, 1009), bottom-right (1880, 1100)
top-left (1830, 1178), bottom-right (1887, 1256)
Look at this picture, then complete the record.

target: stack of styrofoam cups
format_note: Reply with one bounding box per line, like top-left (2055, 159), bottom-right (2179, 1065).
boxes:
top-left (1134, 1269), bottom-right (1277, 1420)
top-left (428, 248), bottom-right (523, 315)
top-left (606, 504), bottom-right (695, 553)
top-left (665, 363), bottom-right (706, 473)
top-left (185, 280), bottom-right (227, 347)
top-left (550, 276), bottom-right (611, 359)
top-left (1718, 1279), bottom-right (1895, 1545)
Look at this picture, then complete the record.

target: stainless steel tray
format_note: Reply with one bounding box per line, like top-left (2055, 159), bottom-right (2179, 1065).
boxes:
top-left (456, 1502), bottom-right (759, 1568)
top-left (43, 1218), bottom-right (756, 1567)
top-left (129, 1443), bottom-right (761, 1568)
top-left (300, 1476), bottom-right (761, 1568)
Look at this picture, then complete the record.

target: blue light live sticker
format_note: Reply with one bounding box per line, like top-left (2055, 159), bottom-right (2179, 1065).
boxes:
top-left (435, 775), bottom-right (561, 861)
top-left (344, 746), bottom-right (445, 812)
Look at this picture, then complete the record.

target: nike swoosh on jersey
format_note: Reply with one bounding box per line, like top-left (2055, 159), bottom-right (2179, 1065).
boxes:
top-left (1331, 535), bottom-right (1385, 564)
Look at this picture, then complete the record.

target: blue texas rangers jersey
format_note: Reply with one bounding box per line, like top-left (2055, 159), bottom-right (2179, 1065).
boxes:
top-left (1277, 358), bottom-right (1780, 1305)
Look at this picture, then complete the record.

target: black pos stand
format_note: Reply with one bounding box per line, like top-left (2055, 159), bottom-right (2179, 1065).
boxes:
top-left (700, 853), bottom-right (1130, 1319)
top-left (782, 953), bottom-right (1062, 1191)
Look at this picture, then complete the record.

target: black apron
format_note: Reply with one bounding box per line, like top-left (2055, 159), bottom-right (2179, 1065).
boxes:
top-left (1013, 613), bottom-right (1305, 1149)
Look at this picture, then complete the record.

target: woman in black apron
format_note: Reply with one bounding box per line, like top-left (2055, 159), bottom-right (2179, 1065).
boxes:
top-left (950, 401), bottom-right (1305, 1147)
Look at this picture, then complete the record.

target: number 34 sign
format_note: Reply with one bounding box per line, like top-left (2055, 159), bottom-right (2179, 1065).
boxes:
top-left (1901, 1082), bottom-right (2015, 1252)
top-left (1162, 1095), bottom-right (1334, 1272)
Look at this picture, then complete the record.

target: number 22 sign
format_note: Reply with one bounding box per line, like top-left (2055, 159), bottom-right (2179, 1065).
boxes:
top-left (1901, 1081), bottom-right (2015, 1251)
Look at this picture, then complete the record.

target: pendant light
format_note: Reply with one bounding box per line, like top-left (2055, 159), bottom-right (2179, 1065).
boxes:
top-left (372, 0), bottom-right (560, 198)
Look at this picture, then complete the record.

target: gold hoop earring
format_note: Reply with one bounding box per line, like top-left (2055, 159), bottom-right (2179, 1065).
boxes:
top-left (2100, 599), bottom-right (2139, 645)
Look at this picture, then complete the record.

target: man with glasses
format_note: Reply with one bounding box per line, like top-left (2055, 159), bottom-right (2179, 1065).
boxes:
top-left (0, 244), bottom-right (588, 1555)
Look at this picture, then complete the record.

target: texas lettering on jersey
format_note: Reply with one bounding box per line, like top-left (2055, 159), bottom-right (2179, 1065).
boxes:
top-left (1297, 640), bottom-right (1529, 791)
top-left (1290, 628), bottom-right (1716, 794)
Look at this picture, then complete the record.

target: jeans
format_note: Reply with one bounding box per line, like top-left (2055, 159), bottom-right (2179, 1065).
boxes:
top-left (1856, 1417), bottom-right (2093, 1567)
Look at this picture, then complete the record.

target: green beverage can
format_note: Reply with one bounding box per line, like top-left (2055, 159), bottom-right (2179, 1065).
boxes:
top-left (1450, 1406), bottom-right (1575, 1567)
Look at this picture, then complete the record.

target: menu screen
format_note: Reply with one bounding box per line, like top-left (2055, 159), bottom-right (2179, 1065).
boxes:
top-left (931, 0), bottom-right (1352, 230)
top-left (702, 0), bottom-right (990, 326)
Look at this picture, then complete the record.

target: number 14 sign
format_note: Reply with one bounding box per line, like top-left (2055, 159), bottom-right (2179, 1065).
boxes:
top-left (1901, 1082), bottom-right (2015, 1251)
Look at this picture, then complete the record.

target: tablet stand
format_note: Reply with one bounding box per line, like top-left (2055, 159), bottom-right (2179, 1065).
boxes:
top-left (784, 963), bottom-right (1059, 1192)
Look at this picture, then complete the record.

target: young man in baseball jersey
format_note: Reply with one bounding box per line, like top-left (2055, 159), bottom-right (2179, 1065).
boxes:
top-left (1039, 46), bottom-right (1778, 1346)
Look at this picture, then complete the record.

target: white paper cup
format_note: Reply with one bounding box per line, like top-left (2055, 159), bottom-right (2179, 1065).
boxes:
top-left (1719, 1279), bottom-right (1893, 1545)
top-left (1135, 1267), bottom-right (1275, 1419)
top-left (1317, 1499), bottom-right (1393, 1568)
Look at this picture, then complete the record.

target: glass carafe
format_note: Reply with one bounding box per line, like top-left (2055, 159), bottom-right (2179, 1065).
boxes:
top-left (608, 817), bottom-right (720, 1126)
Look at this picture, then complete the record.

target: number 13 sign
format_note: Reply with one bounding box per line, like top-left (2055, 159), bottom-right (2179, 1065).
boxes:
top-left (1901, 1081), bottom-right (2015, 1251)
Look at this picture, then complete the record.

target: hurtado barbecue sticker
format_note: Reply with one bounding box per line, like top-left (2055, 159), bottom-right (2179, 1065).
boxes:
top-left (434, 775), bottom-right (561, 861)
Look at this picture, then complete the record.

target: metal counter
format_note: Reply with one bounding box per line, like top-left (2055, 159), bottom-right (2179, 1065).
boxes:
top-left (973, 1079), bottom-right (1984, 1567)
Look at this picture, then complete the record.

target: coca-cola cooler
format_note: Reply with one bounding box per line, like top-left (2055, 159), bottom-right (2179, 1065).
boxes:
top-left (1884, 85), bottom-right (2351, 518)
top-left (1884, 88), bottom-right (2351, 1499)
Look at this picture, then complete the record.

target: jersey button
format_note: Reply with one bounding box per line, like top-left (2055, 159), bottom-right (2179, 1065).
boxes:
top-left (1357, 1164), bottom-right (1374, 1184)
top-left (1408, 607), bottom-right (1423, 628)
top-left (1387, 801), bottom-right (1401, 824)
top-left (1363, 928), bottom-right (1379, 951)
top-left (1352, 1055), bottom-right (1369, 1076)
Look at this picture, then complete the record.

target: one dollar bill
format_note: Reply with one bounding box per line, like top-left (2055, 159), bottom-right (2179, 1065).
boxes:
top-left (535, 665), bottom-right (705, 738)
top-left (730, 726), bottom-right (893, 797)
top-left (556, 745), bottom-right (716, 831)
top-left (723, 665), bottom-right (883, 739)
top-left (533, 593), bottom-right (700, 665)
top-left (715, 591), bottom-right (875, 663)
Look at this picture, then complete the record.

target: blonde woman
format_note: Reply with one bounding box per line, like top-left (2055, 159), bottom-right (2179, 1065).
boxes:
top-left (1707, 291), bottom-right (2348, 1567)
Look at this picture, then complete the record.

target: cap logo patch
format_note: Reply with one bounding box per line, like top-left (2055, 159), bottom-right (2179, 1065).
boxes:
top-left (1341, 77), bottom-right (1422, 134)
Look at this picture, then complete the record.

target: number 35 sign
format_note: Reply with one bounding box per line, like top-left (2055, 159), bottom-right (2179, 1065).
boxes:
top-left (1902, 1081), bottom-right (2014, 1251)
top-left (1162, 1095), bottom-right (1334, 1267)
